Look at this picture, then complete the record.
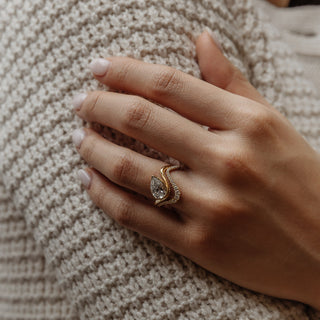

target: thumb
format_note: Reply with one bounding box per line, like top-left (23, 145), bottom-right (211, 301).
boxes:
top-left (196, 30), bottom-right (269, 106)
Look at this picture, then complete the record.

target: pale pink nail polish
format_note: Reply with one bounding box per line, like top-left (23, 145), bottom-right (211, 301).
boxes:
top-left (72, 93), bottom-right (87, 111)
top-left (204, 27), bottom-right (222, 51)
top-left (77, 169), bottom-right (92, 189)
top-left (72, 128), bottom-right (86, 148)
top-left (89, 58), bottom-right (111, 76)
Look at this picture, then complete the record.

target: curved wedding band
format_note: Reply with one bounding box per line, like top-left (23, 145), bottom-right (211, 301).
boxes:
top-left (150, 164), bottom-right (181, 207)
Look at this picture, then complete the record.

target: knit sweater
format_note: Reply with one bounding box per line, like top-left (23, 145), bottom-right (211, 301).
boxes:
top-left (0, 0), bottom-right (320, 319)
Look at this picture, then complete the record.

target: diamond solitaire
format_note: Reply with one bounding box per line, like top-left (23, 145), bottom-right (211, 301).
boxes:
top-left (150, 176), bottom-right (168, 200)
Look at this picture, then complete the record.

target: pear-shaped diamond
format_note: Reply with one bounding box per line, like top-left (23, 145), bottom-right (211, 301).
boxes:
top-left (150, 176), bottom-right (167, 200)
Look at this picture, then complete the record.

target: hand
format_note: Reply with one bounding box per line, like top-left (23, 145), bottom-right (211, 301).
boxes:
top-left (72, 30), bottom-right (320, 309)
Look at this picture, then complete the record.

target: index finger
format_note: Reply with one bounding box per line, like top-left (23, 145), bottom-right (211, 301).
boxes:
top-left (89, 57), bottom-right (250, 130)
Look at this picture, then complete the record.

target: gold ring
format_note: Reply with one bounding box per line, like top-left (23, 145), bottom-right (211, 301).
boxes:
top-left (150, 164), bottom-right (181, 207)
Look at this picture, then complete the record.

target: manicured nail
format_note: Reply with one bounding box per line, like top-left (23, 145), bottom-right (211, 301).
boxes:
top-left (72, 128), bottom-right (86, 148)
top-left (204, 28), bottom-right (222, 51)
top-left (77, 169), bottom-right (92, 189)
top-left (89, 58), bottom-right (111, 76)
top-left (73, 93), bottom-right (87, 111)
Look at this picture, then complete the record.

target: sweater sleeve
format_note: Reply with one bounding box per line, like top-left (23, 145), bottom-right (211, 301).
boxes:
top-left (0, 1), bottom-right (319, 319)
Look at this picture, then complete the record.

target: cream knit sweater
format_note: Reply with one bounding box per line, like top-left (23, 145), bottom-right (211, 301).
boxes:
top-left (0, 0), bottom-right (320, 319)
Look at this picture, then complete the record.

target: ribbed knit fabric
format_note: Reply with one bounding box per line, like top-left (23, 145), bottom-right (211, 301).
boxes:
top-left (0, 181), bottom-right (78, 320)
top-left (0, 0), bottom-right (320, 319)
top-left (256, 0), bottom-right (320, 89)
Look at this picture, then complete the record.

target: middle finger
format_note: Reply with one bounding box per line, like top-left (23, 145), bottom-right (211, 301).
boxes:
top-left (73, 91), bottom-right (212, 168)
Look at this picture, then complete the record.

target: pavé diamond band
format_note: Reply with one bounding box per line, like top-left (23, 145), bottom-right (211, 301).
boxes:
top-left (150, 164), bottom-right (181, 207)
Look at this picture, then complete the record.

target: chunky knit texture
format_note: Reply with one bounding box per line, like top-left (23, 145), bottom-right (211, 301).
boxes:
top-left (1, 0), bottom-right (320, 319)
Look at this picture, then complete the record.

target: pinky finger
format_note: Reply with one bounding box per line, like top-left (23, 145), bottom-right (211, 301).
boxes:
top-left (77, 167), bottom-right (187, 252)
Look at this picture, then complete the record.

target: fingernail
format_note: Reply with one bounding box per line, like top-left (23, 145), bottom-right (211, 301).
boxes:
top-left (89, 58), bottom-right (111, 76)
top-left (77, 169), bottom-right (92, 189)
top-left (204, 28), bottom-right (222, 51)
top-left (72, 93), bottom-right (87, 111)
top-left (72, 128), bottom-right (86, 148)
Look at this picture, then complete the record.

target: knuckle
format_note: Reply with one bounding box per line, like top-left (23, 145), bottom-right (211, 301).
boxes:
top-left (114, 60), bottom-right (135, 84)
top-left (213, 199), bottom-right (251, 231)
top-left (112, 152), bottom-right (137, 185)
top-left (151, 67), bottom-right (183, 96)
top-left (244, 108), bottom-right (276, 136)
top-left (213, 198), bottom-right (243, 218)
top-left (94, 185), bottom-right (108, 210)
top-left (114, 197), bottom-right (135, 227)
top-left (123, 97), bottom-right (153, 131)
top-left (217, 143), bottom-right (256, 183)
top-left (224, 151), bottom-right (250, 174)
top-left (202, 193), bottom-right (249, 227)
top-left (85, 91), bottom-right (104, 117)
top-left (80, 135), bottom-right (96, 165)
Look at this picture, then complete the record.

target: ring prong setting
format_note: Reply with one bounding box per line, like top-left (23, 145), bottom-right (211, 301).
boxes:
top-left (150, 176), bottom-right (168, 200)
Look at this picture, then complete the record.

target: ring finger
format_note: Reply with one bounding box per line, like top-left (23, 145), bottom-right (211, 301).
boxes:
top-left (80, 167), bottom-right (189, 254)
top-left (72, 127), bottom-right (190, 211)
